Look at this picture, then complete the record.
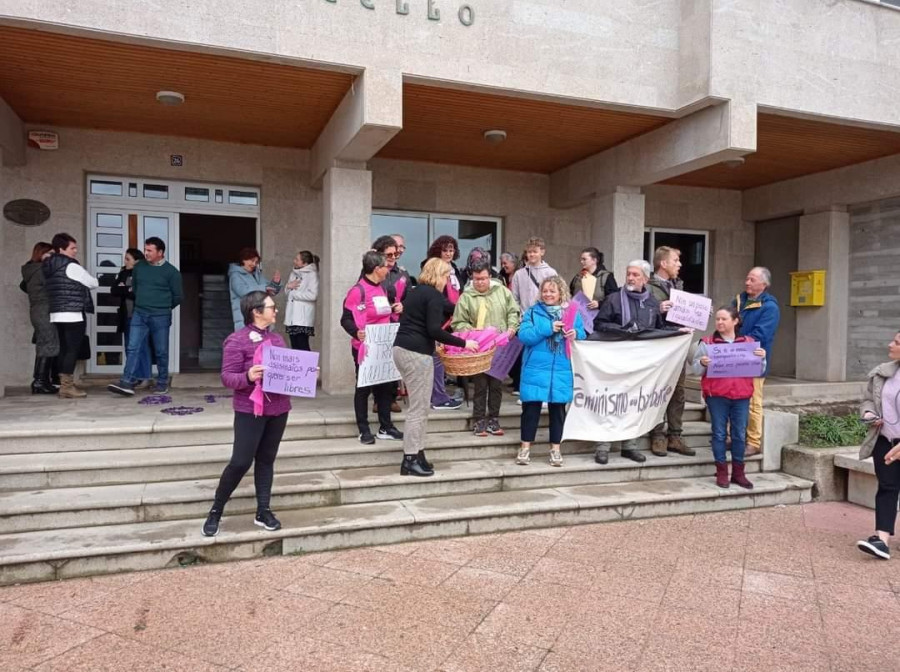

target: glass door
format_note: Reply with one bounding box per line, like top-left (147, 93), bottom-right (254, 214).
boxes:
top-left (86, 208), bottom-right (180, 374)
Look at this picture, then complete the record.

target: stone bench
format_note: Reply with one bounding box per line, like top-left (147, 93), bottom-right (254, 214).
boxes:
top-left (834, 450), bottom-right (882, 510)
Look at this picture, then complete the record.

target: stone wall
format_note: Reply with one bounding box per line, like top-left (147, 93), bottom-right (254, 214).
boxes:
top-left (0, 126), bottom-right (316, 388)
top-left (846, 196), bottom-right (900, 379)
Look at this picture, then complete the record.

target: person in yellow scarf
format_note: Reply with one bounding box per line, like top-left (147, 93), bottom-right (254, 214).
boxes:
top-left (452, 259), bottom-right (521, 437)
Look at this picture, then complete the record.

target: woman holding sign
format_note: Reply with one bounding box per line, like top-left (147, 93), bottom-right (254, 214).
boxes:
top-left (341, 251), bottom-right (404, 445)
top-left (569, 247), bottom-right (617, 310)
top-left (517, 275), bottom-right (585, 467)
top-left (690, 306), bottom-right (765, 490)
top-left (202, 291), bottom-right (290, 537)
top-left (393, 258), bottom-right (479, 476)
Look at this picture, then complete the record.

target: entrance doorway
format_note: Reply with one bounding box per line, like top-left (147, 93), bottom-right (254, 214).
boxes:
top-left (179, 213), bottom-right (256, 371)
top-left (85, 176), bottom-right (261, 376)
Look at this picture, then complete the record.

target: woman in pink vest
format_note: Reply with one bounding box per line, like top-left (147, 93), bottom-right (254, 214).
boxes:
top-left (690, 306), bottom-right (766, 489)
top-left (340, 251), bottom-right (403, 445)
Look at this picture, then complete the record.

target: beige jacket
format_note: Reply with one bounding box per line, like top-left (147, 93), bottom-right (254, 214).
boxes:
top-left (859, 360), bottom-right (900, 459)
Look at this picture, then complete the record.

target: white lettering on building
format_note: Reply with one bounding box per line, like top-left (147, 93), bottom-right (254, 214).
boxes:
top-left (324, 0), bottom-right (475, 26)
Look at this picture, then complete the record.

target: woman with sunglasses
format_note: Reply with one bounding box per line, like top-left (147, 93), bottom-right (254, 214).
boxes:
top-left (202, 290), bottom-right (291, 537)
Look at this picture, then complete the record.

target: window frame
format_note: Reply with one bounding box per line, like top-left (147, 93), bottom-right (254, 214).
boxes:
top-left (644, 226), bottom-right (710, 296)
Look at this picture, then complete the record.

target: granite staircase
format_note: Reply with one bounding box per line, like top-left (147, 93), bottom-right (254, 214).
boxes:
top-left (0, 401), bottom-right (811, 585)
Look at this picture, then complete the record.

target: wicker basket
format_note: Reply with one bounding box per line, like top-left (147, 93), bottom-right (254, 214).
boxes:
top-left (436, 344), bottom-right (496, 376)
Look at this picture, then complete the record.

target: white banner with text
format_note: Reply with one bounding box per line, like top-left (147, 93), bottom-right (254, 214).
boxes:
top-left (562, 334), bottom-right (692, 443)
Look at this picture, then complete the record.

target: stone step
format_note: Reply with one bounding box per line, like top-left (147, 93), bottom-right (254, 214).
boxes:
top-left (0, 403), bottom-right (706, 454)
top-left (0, 423), bottom-right (714, 491)
top-left (0, 472), bottom-right (813, 585)
top-left (0, 448), bottom-right (754, 534)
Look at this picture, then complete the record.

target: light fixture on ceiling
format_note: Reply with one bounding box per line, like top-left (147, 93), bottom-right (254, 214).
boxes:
top-left (156, 91), bottom-right (185, 106)
top-left (723, 157), bottom-right (746, 169)
top-left (483, 129), bottom-right (507, 145)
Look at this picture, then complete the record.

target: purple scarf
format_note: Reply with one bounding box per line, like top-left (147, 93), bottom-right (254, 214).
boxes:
top-left (619, 287), bottom-right (650, 327)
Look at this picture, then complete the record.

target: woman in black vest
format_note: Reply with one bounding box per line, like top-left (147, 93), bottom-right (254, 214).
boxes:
top-left (20, 241), bottom-right (59, 394)
top-left (42, 233), bottom-right (99, 399)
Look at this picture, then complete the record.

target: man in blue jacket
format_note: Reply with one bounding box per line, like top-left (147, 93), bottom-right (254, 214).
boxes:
top-left (734, 267), bottom-right (781, 455)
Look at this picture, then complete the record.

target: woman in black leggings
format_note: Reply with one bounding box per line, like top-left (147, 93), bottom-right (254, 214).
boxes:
top-left (202, 290), bottom-right (292, 537)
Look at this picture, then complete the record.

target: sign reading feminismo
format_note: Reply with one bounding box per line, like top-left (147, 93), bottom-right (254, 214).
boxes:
top-left (562, 335), bottom-right (692, 443)
top-left (325, 0), bottom-right (475, 26)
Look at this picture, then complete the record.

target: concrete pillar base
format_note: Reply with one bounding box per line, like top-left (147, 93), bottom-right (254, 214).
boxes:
top-left (591, 187), bottom-right (645, 280)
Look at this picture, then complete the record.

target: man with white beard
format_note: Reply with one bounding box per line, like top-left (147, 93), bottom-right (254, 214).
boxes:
top-left (591, 259), bottom-right (671, 464)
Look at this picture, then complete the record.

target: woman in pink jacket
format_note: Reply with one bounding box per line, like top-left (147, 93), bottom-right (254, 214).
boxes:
top-left (202, 290), bottom-right (291, 537)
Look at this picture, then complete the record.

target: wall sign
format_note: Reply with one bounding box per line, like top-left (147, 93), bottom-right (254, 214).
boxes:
top-left (325, 0), bottom-right (475, 26)
top-left (3, 199), bottom-right (51, 227)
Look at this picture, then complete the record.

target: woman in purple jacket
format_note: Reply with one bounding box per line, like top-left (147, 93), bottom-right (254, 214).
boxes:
top-left (202, 290), bottom-right (291, 537)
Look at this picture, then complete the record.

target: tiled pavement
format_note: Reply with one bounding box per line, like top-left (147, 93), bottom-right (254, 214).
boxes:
top-left (2, 502), bottom-right (900, 672)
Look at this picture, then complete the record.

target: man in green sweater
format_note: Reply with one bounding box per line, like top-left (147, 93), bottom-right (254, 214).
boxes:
top-left (452, 259), bottom-right (520, 437)
top-left (108, 236), bottom-right (183, 396)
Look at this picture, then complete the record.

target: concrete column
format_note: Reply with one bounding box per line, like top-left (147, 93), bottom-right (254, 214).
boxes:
top-left (591, 187), bottom-right (646, 280)
top-left (795, 207), bottom-right (850, 382)
top-left (321, 166), bottom-right (373, 394)
top-left (0, 97), bottom-right (25, 167)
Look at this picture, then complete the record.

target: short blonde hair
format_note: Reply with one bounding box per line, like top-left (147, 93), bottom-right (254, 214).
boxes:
top-left (419, 257), bottom-right (451, 288)
top-left (541, 275), bottom-right (570, 303)
top-left (653, 246), bottom-right (680, 271)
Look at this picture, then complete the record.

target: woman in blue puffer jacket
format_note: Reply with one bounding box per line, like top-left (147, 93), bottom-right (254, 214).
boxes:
top-left (516, 275), bottom-right (585, 468)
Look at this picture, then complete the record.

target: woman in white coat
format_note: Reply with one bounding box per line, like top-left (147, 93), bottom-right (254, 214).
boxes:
top-left (284, 250), bottom-right (319, 351)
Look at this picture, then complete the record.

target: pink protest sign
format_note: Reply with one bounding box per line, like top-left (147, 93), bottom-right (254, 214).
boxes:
top-left (486, 337), bottom-right (524, 381)
top-left (570, 292), bottom-right (597, 334)
top-left (262, 346), bottom-right (319, 397)
top-left (706, 341), bottom-right (763, 378)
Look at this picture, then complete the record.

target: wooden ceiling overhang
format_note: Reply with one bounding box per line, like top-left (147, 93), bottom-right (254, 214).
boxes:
top-left (0, 25), bottom-right (355, 148)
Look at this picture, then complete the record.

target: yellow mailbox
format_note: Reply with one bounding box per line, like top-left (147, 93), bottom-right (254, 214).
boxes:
top-left (790, 270), bottom-right (826, 307)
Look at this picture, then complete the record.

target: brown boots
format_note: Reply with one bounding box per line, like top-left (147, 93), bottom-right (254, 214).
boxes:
top-left (668, 435), bottom-right (696, 456)
top-left (715, 461), bottom-right (729, 488)
top-left (651, 435), bottom-right (696, 457)
top-left (58, 374), bottom-right (87, 399)
top-left (650, 435), bottom-right (668, 457)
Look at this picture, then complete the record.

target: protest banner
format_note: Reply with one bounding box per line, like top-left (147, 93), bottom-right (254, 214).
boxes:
top-left (562, 334), bottom-right (692, 442)
top-left (570, 292), bottom-right (598, 335)
top-left (706, 340), bottom-right (763, 378)
top-left (666, 289), bottom-right (711, 331)
top-left (486, 336), bottom-right (524, 381)
top-left (357, 323), bottom-right (402, 387)
top-left (262, 346), bottom-right (319, 397)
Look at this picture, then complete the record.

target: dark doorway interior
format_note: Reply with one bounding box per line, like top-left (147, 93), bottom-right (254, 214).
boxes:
top-left (179, 213), bottom-right (256, 371)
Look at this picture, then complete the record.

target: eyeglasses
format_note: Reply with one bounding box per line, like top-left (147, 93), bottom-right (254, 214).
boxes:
top-left (256, 304), bottom-right (278, 312)
top-left (384, 253), bottom-right (398, 259)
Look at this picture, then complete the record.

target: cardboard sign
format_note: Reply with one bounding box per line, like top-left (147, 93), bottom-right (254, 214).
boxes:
top-left (706, 340), bottom-right (763, 378)
top-left (262, 346), bottom-right (319, 397)
top-left (666, 289), bottom-right (711, 331)
top-left (357, 323), bottom-right (402, 387)
top-left (571, 292), bottom-right (598, 335)
top-left (486, 336), bottom-right (524, 381)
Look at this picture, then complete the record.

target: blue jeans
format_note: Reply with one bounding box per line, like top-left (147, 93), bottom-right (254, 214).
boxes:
top-left (706, 396), bottom-right (750, 463)
top-left (121, 310), bottom-right (171, 386)
top-left (124, 317), bottom-right (152, 381)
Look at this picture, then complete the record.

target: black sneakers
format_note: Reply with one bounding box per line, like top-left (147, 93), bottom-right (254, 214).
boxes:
top-left (254, 509), bottom-right (282, 531)
top-left (202, 508), bottom-right (222, 537)
top-left (857, 535), bottom-right (890, 560)
top-left (359, 431), bottom-right (376, 445)
top-left (107, 382), bottom-right (135, 397)
top-left (377, 426), bottom-right (403, 441)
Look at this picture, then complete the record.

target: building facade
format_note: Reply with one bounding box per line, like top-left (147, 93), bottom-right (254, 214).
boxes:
top-left (2, 0), bottom-right (900, 393)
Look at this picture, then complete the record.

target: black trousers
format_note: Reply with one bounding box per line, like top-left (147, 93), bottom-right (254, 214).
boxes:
top-left (352, 347), bottom-right (392, 433)
top-left (213, 411), bottom-right (288, 512)
top-left (521, 401), bottom-right (566, 444)
top-left (289, 332), bottom-right (311, 351)
top-left (55, 321), bottom-right (85, 375)
top-left (509, 352), bottom-right (522, 391)
top-left (873, 435), bottom-right (900, 535)
top-left (473, 373), bottom-right (502, 421)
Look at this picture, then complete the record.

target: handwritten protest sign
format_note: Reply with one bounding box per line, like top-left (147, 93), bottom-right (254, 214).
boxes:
top-left (667, 289), bottom-right (711, 331)
top-left (357, 323), bottom-right (401, 387)
top-left (707, 340), bottom-right (763, 378)
top-left (487, 336), bottom-right (524, 381)
top-left (262, 346), bottom-right (319, 397)
top-left (571, 292), bottom-right (598, 335)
